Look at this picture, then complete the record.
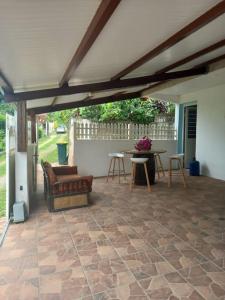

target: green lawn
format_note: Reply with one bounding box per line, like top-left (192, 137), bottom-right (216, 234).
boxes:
top-left (0, 152), bottom-right (6, 217)
top-left (38, 133), bottom-right (68, 164)
top-left (0, 187), bottom-right (6, 217)
top-left (0, 133), bottom-right (68, 217)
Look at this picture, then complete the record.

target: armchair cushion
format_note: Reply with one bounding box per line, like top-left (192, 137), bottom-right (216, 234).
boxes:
top-left (52, 175), bottom-right (93, 195)
top-left (52, 166), bottom-right (78, 176)
top-left (56, 174), bottom-right (80, 182)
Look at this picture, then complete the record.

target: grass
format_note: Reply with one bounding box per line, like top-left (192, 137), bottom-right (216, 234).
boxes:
top-left (38, 133), bottom-right (68, 164)
top-left (0, 187), bottom-right (6, 217)
top-left (0, 133), bottom-right (68, 217)
top-left (0, 154), bottom-right (6, 178)
top-left (0, 152), bottom-right (6, 218)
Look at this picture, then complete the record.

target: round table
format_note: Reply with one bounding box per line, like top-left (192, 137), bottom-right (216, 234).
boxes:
top-left (124, 149), bottom-right (166, 185)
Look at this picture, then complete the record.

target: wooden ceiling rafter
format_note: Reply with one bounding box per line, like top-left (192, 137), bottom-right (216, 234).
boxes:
top-left (0, 69), bottom-right (14, 93)
top-left (139, 39), bottom-right (225, 93)
top-left (111, 0), bottom-right (225, 80)
top-left (4, 67), bottom-right (207, 102)
top-left (155, 38), bottom-right (225, 74)
top-left (59, 0), bottom-right (121, 86)
top-left (140, 52), bottom-right (225, 94)
top-left (51, 0), bottom-right (121, 107)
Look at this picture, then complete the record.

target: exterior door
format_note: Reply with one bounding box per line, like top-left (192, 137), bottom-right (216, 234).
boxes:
top-left (184, 105), bottom-right (197, 168)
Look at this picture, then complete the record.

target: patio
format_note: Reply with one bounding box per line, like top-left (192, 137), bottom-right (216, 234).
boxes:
top-left (0, 173), bottom-right (225, 299)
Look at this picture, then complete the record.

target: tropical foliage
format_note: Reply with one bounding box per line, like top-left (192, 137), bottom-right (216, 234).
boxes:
top-left (47, 98), bottom-right (175, 127)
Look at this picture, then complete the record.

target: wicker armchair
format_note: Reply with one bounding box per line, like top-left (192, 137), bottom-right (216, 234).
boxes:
top-left (41, 161), bottom-right (93, 212)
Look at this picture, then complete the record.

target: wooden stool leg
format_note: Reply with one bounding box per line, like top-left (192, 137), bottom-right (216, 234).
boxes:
top-left (133, 161), bottom-right (136, 184)
top-left (178, 159), bottom-right (187, 188)
top-left (158, 154), bottom-right (165, 176)
top-left (168, 158), bottom-right (172, 187)
top-left (121, 157), bottom-right (126, 180)
top-left (130, 162), bottom-right (135, 191)
top-left (118, 157), bottom-right (121, 183)
top-left (144, 162), bottom-right (151, 192)
top-left (107, 158), bottom-right (113, 182)
top-left (155, 155), bottom-right (160, 179)
top-left (112, 157), bottom-right (116, 180)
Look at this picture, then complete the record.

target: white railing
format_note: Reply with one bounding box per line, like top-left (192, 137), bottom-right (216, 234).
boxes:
top-left (74, 121), bottom-right (177, 140)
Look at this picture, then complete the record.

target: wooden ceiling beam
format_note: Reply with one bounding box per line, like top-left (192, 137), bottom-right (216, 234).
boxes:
top-left (4, 67), bottom-right (207, 102)
top-left (59, 0), bottom-right (121, 87)
top-left (112, 0), bottom-right (225, 80)
top-left (28, 91), bottom-right (141, 115)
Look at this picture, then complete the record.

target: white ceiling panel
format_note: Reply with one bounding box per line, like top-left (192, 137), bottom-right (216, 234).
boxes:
top-left (71, 0), bottom-right (220, 84)
top-left (148, 67), bottom-right (225, 97)
top-left (0, 0), bottom-right (100, 89)
top-left (27, 97), bottom-right (53, 109)
top-left (91, 86), bottom-right (147, 99)
top-left (126, 14), bottom-right (225, 78)
top-left (171, 46), bottom-right (225, 72)
top-left (54, 93), bottom-right (88, 105)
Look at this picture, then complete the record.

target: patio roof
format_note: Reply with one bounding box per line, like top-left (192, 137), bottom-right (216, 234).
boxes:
top-left (1, 0), bottom-right (225, 112)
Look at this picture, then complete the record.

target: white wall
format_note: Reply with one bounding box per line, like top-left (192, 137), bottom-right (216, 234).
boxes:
top-left (15, 152), bottom-right (29, 213)
top-left (181, 83), bottom-right (225, 181)
top-left (73, 140), bottom-right (177, 177)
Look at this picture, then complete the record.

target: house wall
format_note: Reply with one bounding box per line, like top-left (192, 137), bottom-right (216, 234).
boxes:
top-left (180, 83), bottom-right (225, 181)
top-left (73, 140), bottom-right (177, 177)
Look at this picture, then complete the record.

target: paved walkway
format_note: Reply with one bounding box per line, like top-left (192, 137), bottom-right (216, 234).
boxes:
top-left (0, 173), bottom-right (225, 299)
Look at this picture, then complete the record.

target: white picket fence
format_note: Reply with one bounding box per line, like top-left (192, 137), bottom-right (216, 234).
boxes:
top-left (73, 121), bottom-right (177, 140)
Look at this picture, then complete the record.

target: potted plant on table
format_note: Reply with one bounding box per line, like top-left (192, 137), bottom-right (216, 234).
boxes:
top-left (135, 136), bottom-right (152, 151)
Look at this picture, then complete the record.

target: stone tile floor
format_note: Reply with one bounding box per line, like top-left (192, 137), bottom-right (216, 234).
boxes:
top-left (0, 174), bottom-right (225, 299)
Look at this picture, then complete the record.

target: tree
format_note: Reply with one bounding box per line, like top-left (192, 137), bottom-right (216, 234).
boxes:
top-left (78, 98), bottom-right (175, 124)
top-left (46, 97), bottom-right (175, 127)
top-left (47, 109), bottom-right (77, 129)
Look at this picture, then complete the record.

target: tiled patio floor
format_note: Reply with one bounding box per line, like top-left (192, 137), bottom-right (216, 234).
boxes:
top-left (0, 174), bottom-right (225, 299)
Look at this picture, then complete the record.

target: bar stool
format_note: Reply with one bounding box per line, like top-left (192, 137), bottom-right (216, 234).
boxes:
top-left (154, 153), bottom-right (165, 179)
top-left (107, 153), bottom-right (126, 183)
top-left (168, 154), bottom-right (187, 188)
top-left (130, 158), bottom-right (151, 192)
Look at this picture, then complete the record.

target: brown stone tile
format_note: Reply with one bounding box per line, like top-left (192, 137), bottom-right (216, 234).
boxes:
top-left (71, 222), bottom-right (107, 246)
top-left (84, 258), bottom-right (135, 294)
top-left (139, 271), bottom-right (201, 299)
top-left (0, 279), bottom-right (39, 299)
top-left (158, 241), bottom-right (208, 270)
top-left (40, 267), bottom-right (91, 299)
top-left (38, 246), bottom-right (80, 275)
top-left (189, 236), bottom-right (225, 263)
top-left (0, 240), bottom-right (38, 260)
top-left (77, 240), bottom-right (119, 266)
top-left (0, 255), bottom-right (39, 284)
top-left (93, 282), bottom-right (147, 300)
top-left (180, 261), bottom-right (225, 299)
top-left (127, 249), bottom-right (175, 282)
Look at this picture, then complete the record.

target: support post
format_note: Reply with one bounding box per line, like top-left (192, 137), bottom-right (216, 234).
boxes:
top-left (17, 101), bottom-right (27, 152)
top-left (30, 112), bottom-right (37, 143)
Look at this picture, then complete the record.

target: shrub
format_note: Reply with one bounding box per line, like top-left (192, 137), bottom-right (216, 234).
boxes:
top-left (38, 127), bottom-right (44, 139)
top-left (0, 129), bottom-right (5, 151)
